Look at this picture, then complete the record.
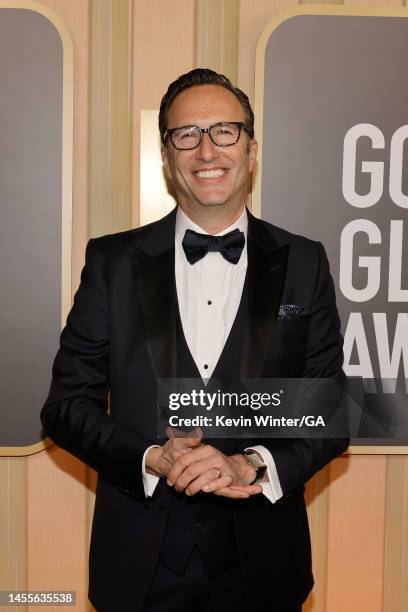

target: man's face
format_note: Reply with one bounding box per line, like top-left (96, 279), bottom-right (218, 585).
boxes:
top-left (161, 85), bottom-right (257, 216)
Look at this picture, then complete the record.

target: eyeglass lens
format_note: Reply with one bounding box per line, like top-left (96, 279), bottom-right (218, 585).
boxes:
top-left (171, 123), bottom-right (241, 149)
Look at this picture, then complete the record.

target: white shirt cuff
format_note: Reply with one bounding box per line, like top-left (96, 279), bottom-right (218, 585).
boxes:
top-left (244, 445), bottom-right (283, 504)
top-left (142, 445), bottom-right (161, 498)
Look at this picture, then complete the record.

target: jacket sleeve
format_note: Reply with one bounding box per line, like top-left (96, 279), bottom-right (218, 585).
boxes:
top-left (234, 241), bottom-right (349, 497)
top-left (41, 239), bottom-right (152, 498)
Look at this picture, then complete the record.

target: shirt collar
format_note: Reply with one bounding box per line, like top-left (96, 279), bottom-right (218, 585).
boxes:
top-left (175, 205), bottom-right (248, 246)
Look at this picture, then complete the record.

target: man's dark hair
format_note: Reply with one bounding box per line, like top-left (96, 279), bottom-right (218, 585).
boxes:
top-left (158, 68), bottom-right (255, 145)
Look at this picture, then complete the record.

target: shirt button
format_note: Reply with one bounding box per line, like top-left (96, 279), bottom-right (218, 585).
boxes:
top-left (207, 300), bottom-right (212, 305)
top-left (194, 522), bottom-right (205, 532)
top-left (203, 364), bottom-right (208, 370)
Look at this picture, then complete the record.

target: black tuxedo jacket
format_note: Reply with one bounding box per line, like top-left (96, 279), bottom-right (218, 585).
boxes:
top-left (41, 206), bottom-right (348, 611)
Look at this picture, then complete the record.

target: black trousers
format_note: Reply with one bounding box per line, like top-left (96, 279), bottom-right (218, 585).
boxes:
top-left (142, 547), bottom-right (302, 612)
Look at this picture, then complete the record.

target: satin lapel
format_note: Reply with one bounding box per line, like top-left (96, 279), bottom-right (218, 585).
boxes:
top-left (240, 213), bottom-right (289, 378)
top-left (130, 208), bottom-right (178, 379)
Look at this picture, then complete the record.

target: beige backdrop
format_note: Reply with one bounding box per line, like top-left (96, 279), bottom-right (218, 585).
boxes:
top-left (0, 1), bottom-right (407, 611)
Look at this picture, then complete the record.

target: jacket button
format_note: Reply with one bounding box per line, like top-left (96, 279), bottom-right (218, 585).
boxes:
top-left (159, 506), bottom-right (167, 519)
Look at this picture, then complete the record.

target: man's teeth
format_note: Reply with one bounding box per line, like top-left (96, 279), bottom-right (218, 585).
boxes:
top-left (195, 169), bottom-right (225, 178)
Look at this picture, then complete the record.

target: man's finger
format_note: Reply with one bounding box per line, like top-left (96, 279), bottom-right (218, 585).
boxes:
top-left (167, 445), bottom-right (217, 485)
top-left (228, 484), bottom-right (263, 495)
top-left (200, 473), bottom-right (233, 494)
top-left (166, 427), bottom-right (203, 451)
top-left (173, 458), bottom-right (214, 491)
top-left (166, 426), bottom-right (203, 440)
top-left (213, 484), bottom-right (262, 498)
top-left (173, 436), bottom-right (202, 451)
top-left (213, 486), bottom-right (250, 499)
top-left (186, 472), bottom-right (233, 496)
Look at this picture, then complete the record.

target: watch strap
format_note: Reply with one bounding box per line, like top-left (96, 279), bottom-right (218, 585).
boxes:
top-left (242, 450), bottom-right (267, 484)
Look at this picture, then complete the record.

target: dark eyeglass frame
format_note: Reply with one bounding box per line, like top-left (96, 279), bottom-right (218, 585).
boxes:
top-left (164, 121), bottom-right (251, 150)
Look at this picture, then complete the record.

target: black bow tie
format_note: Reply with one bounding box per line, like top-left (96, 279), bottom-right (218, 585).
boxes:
top-left (182, 228), bottom-right (245, 265)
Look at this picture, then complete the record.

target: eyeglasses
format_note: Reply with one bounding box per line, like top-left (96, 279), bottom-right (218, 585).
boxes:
top-left (164, 121), bottom-right (250, 150)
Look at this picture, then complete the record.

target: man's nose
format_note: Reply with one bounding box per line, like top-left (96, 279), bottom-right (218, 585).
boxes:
top-left (196, 132), bottom-right (219, 161)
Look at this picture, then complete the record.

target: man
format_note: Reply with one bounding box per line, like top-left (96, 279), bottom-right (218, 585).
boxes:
top-left (41, 68), bottom-right (348, 611)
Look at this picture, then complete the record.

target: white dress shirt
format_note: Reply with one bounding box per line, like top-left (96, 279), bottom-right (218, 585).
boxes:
top-left (142, 206), bottom-right (283, 503)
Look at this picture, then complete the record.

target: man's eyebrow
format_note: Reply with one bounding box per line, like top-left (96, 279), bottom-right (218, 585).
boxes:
top-left (167, 122), bottom-right (241, 130)
top-left (167, 124), bottom-right (199, 130)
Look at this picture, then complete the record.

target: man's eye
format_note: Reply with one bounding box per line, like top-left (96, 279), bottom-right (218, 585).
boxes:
top-left (179, 131), bottom-right (197, 139)
top-left (214, 126), bottom-right (233, 136)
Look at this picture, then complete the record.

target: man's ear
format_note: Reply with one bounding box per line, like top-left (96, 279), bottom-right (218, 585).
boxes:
top-left (161, 144), bottom-right (168, 169)
top-left (248, 138), bottom-right (258, 172)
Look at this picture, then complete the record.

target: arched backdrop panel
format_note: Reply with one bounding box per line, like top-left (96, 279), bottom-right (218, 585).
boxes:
top-left (254, 7), bottom-right (408, 451)
top-left (0, 5), bottom-right (72, 453)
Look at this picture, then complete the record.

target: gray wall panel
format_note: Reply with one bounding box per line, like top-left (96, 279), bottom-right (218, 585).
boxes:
top-left (259, 15), bottom-right (408, 446)
top-left (0, 9), bottom-right (62, 446)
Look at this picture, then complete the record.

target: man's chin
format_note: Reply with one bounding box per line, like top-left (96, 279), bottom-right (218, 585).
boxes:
top-left (193, 195), bottom-right (232, 208)
top-left (197, 201), bottom-right (226, 208)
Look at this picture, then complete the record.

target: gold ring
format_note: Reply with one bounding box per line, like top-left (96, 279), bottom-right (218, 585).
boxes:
top-left (214, 466), bottom-right (222, 479)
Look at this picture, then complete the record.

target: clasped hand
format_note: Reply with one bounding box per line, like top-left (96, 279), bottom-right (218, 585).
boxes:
top-left (146, 428), bottom-right (262, 499)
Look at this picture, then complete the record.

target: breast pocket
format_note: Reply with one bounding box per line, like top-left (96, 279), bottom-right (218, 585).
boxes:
top-left (272, 315), bottom-right (311, 335)
top-left (264, 316), bottom-right (311, 376)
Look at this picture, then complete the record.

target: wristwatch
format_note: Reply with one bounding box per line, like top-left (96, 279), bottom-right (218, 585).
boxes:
top-left (242, 450), bottom-right (267, 484)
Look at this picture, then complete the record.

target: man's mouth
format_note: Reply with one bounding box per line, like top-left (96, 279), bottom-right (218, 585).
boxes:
top-left (193, 168), bottom-right (227, 179)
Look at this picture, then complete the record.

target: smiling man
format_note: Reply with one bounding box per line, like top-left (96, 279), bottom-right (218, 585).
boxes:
top-left (159, 82), bottom-right (257, 229)
top-left (41, 69), bottom-right (348, 612)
